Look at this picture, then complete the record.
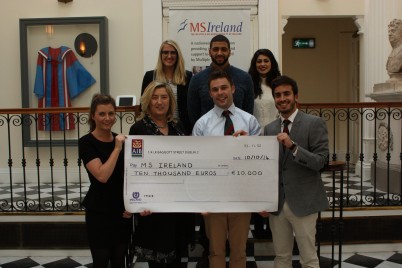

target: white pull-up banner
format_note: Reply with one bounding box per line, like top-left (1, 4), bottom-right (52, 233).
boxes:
top-left (168, 9), bottom-right (251, 72)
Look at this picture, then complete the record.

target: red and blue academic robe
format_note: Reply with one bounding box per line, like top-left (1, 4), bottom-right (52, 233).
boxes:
top-left (34, 46), bottom-right (96, 131)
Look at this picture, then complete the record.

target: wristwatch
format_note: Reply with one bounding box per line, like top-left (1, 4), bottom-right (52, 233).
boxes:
top-left (289, 141), bottom-right (297, 152)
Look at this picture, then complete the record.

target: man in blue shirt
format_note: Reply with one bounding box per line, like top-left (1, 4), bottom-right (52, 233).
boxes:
top-left (192, 70), bottom-right (260, 268)
top-left (188, 34), bottom-right (254, 127)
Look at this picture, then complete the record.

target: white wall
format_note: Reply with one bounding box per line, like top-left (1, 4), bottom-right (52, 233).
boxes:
top-left (279, 0), bottom-right (365, 16)
top-left (0, 0), bottom-right (144, 109)
top-left (0, 0), bottom-right (144, 183)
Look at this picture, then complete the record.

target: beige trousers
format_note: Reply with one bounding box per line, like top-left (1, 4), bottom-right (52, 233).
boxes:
top-left (204, 212), bottom-right (251, 268)
top-left (269, 202), bottom-right (320, 268)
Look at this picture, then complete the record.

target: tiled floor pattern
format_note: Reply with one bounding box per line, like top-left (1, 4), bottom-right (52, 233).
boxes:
top-left (1, 250), bottom-right (402, 267)
top-left (321, 172), bottom-right (401, 207)
top-left (1, 172), bottom-right (401, 211)
top-left (322, 173), bottom-right (401, 207)
top-left (0, 182), bottom-right (90, 211)
top-left (1, 172), bottom-right (401, 267)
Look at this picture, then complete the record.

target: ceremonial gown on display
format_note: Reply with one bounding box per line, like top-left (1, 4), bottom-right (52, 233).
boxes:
top-left (34, 46), bottom-right (96, 131)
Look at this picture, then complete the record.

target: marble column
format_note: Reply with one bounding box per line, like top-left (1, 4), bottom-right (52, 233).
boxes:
top-left (369, 79), bottom-right (402, 194)
top-left (357, 0), bottom-right (397, 180)
top-left (258, 0), bottom-right (279, 59)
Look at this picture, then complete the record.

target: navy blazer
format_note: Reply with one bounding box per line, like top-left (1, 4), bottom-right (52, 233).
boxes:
top-left (141, 70), bottom-right (193, 134)
top-left (264, 111), bottom-right (330, 217)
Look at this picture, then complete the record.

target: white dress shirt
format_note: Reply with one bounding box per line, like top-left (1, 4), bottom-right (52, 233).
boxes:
top-left (192, 103), bottom-right (261, 136)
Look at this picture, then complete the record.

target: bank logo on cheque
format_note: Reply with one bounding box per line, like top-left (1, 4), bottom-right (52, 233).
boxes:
top-left (131, 191), bottom-right (142, 202)
top-left (131, 139), bottom-right (143, 157)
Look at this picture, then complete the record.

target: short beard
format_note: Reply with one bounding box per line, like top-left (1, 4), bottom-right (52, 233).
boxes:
top-left (211, 57), bottom-right (229, 67)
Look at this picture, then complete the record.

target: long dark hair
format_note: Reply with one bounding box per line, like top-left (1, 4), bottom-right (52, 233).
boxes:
top-left (88, 93), bottom-right (116, 132)
top-left (248, 49), bottom-right (281, 99)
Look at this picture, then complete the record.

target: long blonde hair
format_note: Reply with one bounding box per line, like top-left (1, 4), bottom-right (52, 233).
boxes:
top-left (138, 81), bottom-right (177, 122)
top-left (154, 40), bottom-right (187, 85)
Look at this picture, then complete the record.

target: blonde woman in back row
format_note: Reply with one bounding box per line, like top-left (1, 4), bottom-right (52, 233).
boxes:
top-left (141, 40), bottom-right (193, 134)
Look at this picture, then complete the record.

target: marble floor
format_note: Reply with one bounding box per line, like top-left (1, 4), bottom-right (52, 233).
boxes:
top-left (1, 249), bottom-right (402, 268)
top-left (1, 172), bottom-right (401, 267)
top-left (0, 172), bottom-right (400, 212)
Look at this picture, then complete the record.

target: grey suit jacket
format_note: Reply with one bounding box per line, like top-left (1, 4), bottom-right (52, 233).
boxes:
top-left (264, 111), bottom-right (329, 217)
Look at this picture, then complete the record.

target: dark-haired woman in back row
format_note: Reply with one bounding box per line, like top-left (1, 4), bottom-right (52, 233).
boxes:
top-left (248, 48), bottom-right (281, 132)
top-left (248, 48), bottom-right (281, 239)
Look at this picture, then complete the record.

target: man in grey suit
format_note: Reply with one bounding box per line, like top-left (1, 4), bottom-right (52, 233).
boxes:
top-left (262, 75), bottom-right (329, 268)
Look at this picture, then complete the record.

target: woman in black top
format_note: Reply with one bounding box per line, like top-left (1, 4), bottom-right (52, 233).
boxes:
top-left (79, 94), bottom-right (132, 268)
top-left (141, 40), bottom-right (193, 133)
top-left (130, 81), bottom-right (194, 268)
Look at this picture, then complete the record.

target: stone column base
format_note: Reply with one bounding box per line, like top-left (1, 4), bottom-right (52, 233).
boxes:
top-left (370, 161), bottom-right (401, 194)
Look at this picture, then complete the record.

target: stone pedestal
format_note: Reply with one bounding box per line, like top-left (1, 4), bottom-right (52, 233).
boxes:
top-left (369, 79), bottom-right (402, 194)
top-left (370, 161), bottom-right (401, 194)
top-left (371, 74), bottom-right (402, 100)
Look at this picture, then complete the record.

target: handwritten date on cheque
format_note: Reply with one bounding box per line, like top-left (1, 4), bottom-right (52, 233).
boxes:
top-left (233, 155), bottom-right (270, 160)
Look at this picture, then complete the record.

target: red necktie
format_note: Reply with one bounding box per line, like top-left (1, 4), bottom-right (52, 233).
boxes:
top-left (282, 119), bottom-right (291, 151)
top-left (283, 119), bottom-right (291, 134)
top-left (223, 110), bottom-right (234, 136)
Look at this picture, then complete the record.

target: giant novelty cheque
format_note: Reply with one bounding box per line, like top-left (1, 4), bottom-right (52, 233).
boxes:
top-left (124, 136), bottom-right (278, 213)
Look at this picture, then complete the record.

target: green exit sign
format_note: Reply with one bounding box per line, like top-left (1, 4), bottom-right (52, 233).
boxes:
top-left (292, 38), bottom-right (315, 48)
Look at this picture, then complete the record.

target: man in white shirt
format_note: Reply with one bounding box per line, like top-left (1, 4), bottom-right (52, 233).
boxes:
top-left (192, 70), bottom-right (260, 268)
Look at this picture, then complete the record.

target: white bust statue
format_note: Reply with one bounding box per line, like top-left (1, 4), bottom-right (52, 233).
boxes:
top-left (386, 19), bottom-right (402, 75)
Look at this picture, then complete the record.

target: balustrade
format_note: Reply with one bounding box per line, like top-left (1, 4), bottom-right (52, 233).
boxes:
top-left (0, 103), bottom-right (400, 212)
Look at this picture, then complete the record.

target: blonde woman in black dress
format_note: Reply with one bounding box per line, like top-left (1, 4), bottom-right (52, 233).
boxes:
top-left (130, 81), bottom-right (194, 268)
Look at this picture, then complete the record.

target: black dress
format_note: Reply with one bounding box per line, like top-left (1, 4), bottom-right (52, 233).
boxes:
top-left (79, 133), bottom-right (132, 266)
top-left (129, 116), bottom-right (195, 264)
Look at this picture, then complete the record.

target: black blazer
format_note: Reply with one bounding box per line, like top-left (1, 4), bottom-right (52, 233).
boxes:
top-left (141, 70), bottom-right (193, 134)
